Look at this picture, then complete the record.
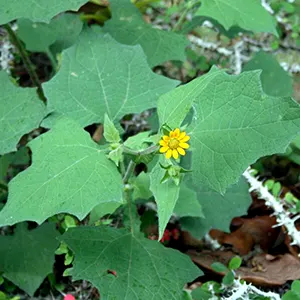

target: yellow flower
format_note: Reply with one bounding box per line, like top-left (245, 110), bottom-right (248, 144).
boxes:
top-left (159, 128), bottom-right (190, 159)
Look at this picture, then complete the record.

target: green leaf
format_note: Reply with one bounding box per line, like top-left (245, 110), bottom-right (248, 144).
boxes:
top-left (132, 172), bottom-right (152, 201)
top-left (104, 0), bottom-right (188, 67)
top-left (150, 158), bottom-right (180, 240)
top-left (228, 256), bottom-right (242, 270)
top-left (103, 114), bottom-right (121, 143)
top-left (0, 223), bottom-right (59, 296)
top-left (158, 69), bottom-right (300, 193)
top-left (124, 131), bottom-right (152, 151)
top-left (211, 262), bottom-right (228, 273)
top-left (174, 183), bottom-right (203, 218)
top-left (60, 226), bottom-right (202, 300)
top-left (107, 145), bottom-right (123, 166)
top-left (89, 202), bottom-right (122, 225)
top-left (16, 14), bottom-right (83, 53)
top-left (0, 72), bottom-right (46, 155)
top-left (222, 271), bottom-right (235, 286)
top-left (243, 51), bottom-right (293, 97)
top-left (191, 287), bottom-right (214, 300)
top-left (0, 0), bottom-right (88, 25)
top-left (197, 0), bottom-right (277, 35)
top-left (181, 178), bottom-right (251, 238)
top-left (158, 67), bottom-right (223, 129)
top-left (17, 18), bottom-right (57, 52)
top-left (0, 118), bottom-right (123, 226)
top-left (43, 27), bottom-right (178, 127)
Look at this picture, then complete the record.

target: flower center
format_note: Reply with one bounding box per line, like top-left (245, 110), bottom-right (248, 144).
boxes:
top-left (168, 138), bottom-right (179, 149)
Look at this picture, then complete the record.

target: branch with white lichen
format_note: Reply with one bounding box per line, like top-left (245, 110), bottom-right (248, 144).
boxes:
top-left (243, 168), bottom-right (300, 248)
top-left (221, 279), bottom-right (281, 300)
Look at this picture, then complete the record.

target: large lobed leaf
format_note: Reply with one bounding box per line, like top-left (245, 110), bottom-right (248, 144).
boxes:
top-left (60, 226), bottom-right (202, 300)
top-left (243, 51), bottom-right (293, 97)
top-left (43, 27), bottom-right (179, 128)
top-left (158, 69), bottom-right (300, 193)
top-left (0, 0), bottom-right (88, 25)
top-left (104, 0), bottom-right (188, 67)
top-left (197, 0), bottom-right (277, 35)
top-left (0, 223), bottom-right (59, 296)
top-left (181, 178), bottom-right (251, 238)
top-left (0, 118), bottom-right (123, 226)
top-left (0, 72), bottom-right (46, 155)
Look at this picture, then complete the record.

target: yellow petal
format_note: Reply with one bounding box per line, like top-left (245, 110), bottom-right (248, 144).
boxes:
top-left (159, 140), bottom-right (167, 146)
top-left (174, 128), bottom-right (180, 138)
top-left (177, 147), bottom-right (185, 156)
top-left (160, 146), bottom-right (169, 153)
top-left (179, 142), bottom-right (189, 149)
top-left (169, 131), bottom-right (175, 138)
top-left (180, 135), bottom-right (190, 142)
top-left (172, 149), bottom-right (179, 159)
top-left (166, 149), bottom-right (172, 159)
top-left (163, 135), bottom-right (170, 142)
top-left (179, 132), bottom-right (186, 139)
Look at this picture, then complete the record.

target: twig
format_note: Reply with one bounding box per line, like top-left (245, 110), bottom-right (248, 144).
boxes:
top-left (243, 168), bottom-right (300, 248)
top-left (4, 24), bottom-right (47, 103)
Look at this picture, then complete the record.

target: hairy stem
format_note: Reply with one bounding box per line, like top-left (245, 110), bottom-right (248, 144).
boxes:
top-left (123, 160), bottom-right (136, 184)
top-left (123, 160), bottom-right (136, 235)
top-left (123, 145), bottom-right (159, 157)
top-left (4, 24), bottom-right (47, 103)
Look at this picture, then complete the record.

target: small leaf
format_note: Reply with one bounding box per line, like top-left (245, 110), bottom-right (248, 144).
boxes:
top-left (0, 72), bottom-right (46, 155)
top-left (228, 256), bottom-right (242, 270)
top-left (104, 114), bottom-right (121, 143)
top-left (16, 14), bottom-right (83, 54)
top-left (107, 146), bottom-right (123, 166)
top-left (211, 262), bottom-right (228, 273)
top-left (0, 118), bottom-right (123, 226)
top-left (150, 158), bottom-right (180, 240)
top-left (0, 0), bottom-right (88, 25)
top-left (104, 0), bottom-right (188, 67)
top-left (222, 271), bottom-right (235, 286)
top-left (60, 226), bottom-right (202, 299)
top-left (0, 223), bottom-right (59, 296)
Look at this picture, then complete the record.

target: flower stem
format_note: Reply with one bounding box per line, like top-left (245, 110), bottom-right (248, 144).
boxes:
top-left (4, 24), bottom-right (47, 103)
top-left (123, 145), bottom-right (159, 157)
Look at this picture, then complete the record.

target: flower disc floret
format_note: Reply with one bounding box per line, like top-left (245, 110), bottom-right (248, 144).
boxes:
top-left (159, 128), bottom-right (190, 159)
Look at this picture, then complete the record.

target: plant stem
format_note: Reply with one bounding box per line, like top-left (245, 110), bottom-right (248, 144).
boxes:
top-left (123, 160), bottom-right (136, 184)
top-left (172, 0), bottom-right (200, 32)
top-left (123, 160), bottom-right (136, 235)
top-left (4, 24), bottom-right (47, 103)
top-left (123, 145), bottom-right (159, 157)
